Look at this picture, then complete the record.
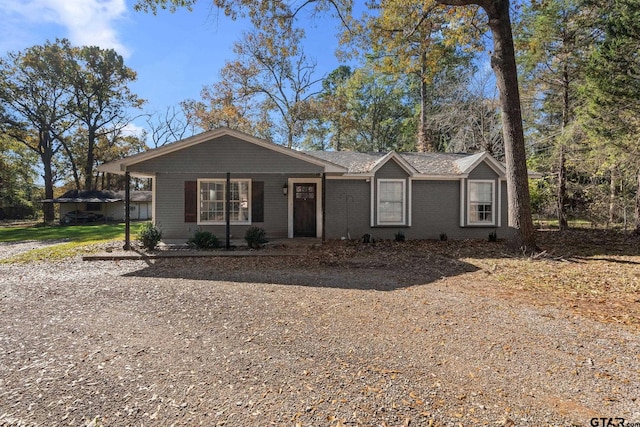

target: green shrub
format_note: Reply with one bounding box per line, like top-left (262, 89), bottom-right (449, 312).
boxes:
top-left (488, 230), bottom-right (498, 242)
top-left (245, 226), bottom-right (267, 249)
top-left (439, 232), bottom-right (448, 241)
top-left (188, 230), bottom-right (220, 249)
top-left (137, 222), bottom-right (162, 250)
top-left (394, 231), bottom-right (406, 242)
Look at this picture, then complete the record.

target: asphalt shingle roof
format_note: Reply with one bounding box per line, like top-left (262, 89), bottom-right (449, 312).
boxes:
top-left (302, 151), bottom-right (478, 175)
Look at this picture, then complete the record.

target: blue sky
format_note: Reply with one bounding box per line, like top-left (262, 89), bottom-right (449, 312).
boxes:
top-left (0, 0), bottom-right (345, 138)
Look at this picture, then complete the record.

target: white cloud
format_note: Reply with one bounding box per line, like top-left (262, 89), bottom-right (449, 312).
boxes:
top-left (0, 0), bottom-right (130, 57)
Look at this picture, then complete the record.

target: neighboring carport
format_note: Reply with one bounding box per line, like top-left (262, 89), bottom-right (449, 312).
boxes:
top-left (42, 189), bottom-right (122, 224)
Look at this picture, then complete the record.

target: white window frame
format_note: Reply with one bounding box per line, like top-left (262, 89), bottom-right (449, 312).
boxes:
top-left (376, 179), bottom-right (406, 226)
top-left (197, 179), bottom-right (251, 225)
top-left (467, 180), bottom-right (495, 225)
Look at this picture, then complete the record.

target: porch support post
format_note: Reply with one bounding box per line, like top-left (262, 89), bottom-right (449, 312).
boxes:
top-left (123, 171), bottom-right (131, 251)
top-left (226, 172), bottom-right (231, 250)
top-left (322, 173), bottom-right (326, 242)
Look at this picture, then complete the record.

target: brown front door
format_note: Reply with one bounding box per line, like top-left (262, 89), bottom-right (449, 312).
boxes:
top-left (293, 183), bottom-right (317, 237)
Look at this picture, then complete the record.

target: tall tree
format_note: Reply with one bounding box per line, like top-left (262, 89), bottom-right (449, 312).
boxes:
top-left (145, 105), bottom-right (198, 148)
top-left (434, 0), bottom-right (536, 250)
top-left (196, 30), bottom-right (322, 148)
top-left (0, 39), bottom-right (75, 221)
top-left (66, 44), bottom-right (144, 190)
top-left (580, 0), bottom-right (640, 232)
top-left (310, 65), bottom-right (353, 151)
top-left (516, 0), bottom-right (594, 230)
top-left (351, 1), bottom-right (478, 152)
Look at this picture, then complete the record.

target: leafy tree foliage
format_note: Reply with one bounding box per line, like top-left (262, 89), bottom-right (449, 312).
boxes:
top-left (65, 45), bottom-right (144, 190)
top-left (516, 0), bottom-right (595, 229)
top-left (186, 31), bottom-right (322, 148)
top-left (580, 0), bottom-right (640, 232)
top-left (0, 39), bottom-right (75, 221)
top-left (0, 135), bottom-right (40, 220)
top-left (0, 39), bottom-right (144, 220)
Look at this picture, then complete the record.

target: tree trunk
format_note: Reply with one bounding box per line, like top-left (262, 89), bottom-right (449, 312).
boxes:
top-left (608, 165), bottom-right (617, 226)
top-left (557, 62), bottom-right (570, 230)
top-left (557, 144), bottom-right (568, 230)
top-left (484, 0), bottom-right (537, 250)
top-left (635, 168), bottom-right (640, 234)
top-left (41, 144), bottom-right (55, 223)
top-left (84, 126), bottom-right (97, 190)
top-left (438, 0), bottom-right (537, 251)
top-left (417, 51), bottom-right (436, 152)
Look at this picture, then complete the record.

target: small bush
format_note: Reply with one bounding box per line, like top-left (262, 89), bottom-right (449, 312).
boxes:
top-left (439, 232), bottom-right (448, 241)
top-left (188, 230), bottom-right (220, 249)
top-left (137, 222), bottom-right (162, 250)
top-left (394, 231), bottom-right (406, 242)
top-left (245, 226), bottom-right (268, 249)
top-left (488, 230), bottom-right (498, 242)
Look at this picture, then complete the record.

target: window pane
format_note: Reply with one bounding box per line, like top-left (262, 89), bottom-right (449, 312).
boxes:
top-left (470, 182), bottom-right (492, 202)
top-left (199, 180), bottom-right (250, 223)
top-left (469, 182), bottom-right (493, 223)
top-left (378, 181), bottom-right (404, 223)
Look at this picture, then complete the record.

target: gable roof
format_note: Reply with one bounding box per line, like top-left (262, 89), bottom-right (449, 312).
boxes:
top-left (453, 151), bottom-right (506, 175)
top-left (303, 150), bottom-right (504, 177)
top-left (97, 127), bottom-right (507, 178)
top-left (98, 127), bottom-right (347, 175)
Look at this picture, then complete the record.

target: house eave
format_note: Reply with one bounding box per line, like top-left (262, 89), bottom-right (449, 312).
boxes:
top-left (97, 127), bottom-right (348, 175)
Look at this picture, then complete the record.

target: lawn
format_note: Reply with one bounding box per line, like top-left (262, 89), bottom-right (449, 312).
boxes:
top-left (0, 222), bottom-right (147, 263)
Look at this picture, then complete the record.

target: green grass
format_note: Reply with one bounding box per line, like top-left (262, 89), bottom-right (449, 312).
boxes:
top-left (0, 222), bottom-right (147, 263)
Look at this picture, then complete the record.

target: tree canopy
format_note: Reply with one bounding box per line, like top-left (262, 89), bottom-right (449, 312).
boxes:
top-left (0, 39), bottom-right (145, 220)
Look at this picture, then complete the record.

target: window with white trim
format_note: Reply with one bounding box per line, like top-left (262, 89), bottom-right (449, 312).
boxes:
top-left (468, 180), bottom-right (494, 225)
top-left (377, 179), bottom-right (406, 225)
top-left (199, 179), bottom-right (250, 224)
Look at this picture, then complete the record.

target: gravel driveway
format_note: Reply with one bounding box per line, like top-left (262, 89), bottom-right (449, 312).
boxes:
top-left (0, 241), bottom-right (639, 426)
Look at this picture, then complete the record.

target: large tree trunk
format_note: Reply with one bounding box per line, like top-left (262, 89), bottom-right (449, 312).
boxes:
top-left (608, 165), bottom-right (617, 227)
top-left (41, 141), bottom-right (55, 223)
top-left (557, 63), bottom-right (570, 231)
top-left (557, 144), bottom-right (568, 230)
top-left (84, 126), bottom-right (97, 190)
top-left (635, 168), bottom-right (640, 234)
top-left (417, 51), bottom-right (437, 152)
top-left (438, 0), bottom-right (537, 251)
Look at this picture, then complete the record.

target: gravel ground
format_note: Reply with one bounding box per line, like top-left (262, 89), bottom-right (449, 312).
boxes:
top-left (0, 240), bottom-right (639, 427)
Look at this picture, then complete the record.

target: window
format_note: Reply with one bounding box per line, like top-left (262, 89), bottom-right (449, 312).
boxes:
top-left (377, 179), bottom-right (405, 225)
top-left (468, 180), bottom-right (494, 225)
top-left (198, 179), bottom-right (250, 224)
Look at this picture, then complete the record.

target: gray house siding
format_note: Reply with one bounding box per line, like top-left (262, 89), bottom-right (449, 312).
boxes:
top-left (468, 161), bottom-right (499, 180)
top-left (323, 159), bottom-right (510, 241)
top-left (155, 172), bottom-right (311, 242)
top-left (128, 135), bottom-right (324, 175)
top-left (324, 179), bottom-right (371, 240)
top-left (411, 180), bottom-right (461, 239)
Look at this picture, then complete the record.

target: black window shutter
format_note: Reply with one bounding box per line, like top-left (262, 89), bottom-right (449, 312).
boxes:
top-left (184, 181), bottom-right (197, 223)
top-left (252, 181), bottom-right (264, 223)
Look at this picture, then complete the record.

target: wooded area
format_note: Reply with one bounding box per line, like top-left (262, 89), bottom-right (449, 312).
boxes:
top-left (1, 0), bottom-right (638, 238)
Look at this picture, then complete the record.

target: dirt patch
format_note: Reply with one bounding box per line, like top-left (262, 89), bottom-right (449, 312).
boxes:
top-left (0, 230), bottom-right (639, 426)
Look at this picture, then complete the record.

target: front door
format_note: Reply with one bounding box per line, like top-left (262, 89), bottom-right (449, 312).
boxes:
top-left (293, 183), bottom-right (317, 237)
